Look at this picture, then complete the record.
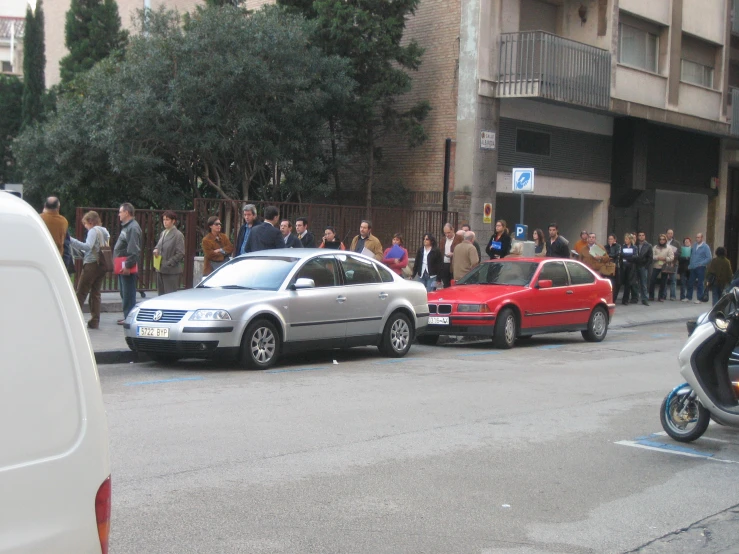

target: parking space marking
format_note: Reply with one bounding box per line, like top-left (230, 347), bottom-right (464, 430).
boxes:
top-left (125, 376), bottom-right (205, 386)
top-left (373, 359), bottom-right (411, 365)
top-left (537, 345), bottom-right (563, 350)
top-left (266, 366), bottom-right (327, 374)
top-left (615, 432), bottom-right (739, 465)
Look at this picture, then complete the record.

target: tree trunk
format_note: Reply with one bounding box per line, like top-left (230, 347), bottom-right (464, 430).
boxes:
top-left (329, 117), bottom-right (341, 201)
top-left (365, 131), bottom-right (373, 219)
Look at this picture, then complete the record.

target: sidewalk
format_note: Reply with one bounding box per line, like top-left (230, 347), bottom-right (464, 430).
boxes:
top-left (88, 293), bottom-right (710, 364)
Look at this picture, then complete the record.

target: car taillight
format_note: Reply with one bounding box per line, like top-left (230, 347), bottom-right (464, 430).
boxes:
top-left (95, 476), bottom-right (111, 554)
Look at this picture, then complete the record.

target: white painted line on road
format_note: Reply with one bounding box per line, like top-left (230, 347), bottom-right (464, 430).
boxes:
top-left (652, 430), bottom-right (733, 444)
top-left (615, 440), bottom-right (739, 465)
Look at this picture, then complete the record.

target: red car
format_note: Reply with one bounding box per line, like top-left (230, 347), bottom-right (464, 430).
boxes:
top-left (419, 257), bottom-right (615, 348)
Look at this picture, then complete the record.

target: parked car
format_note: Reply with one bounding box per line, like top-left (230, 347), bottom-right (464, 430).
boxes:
top-left (419, 257), bottom-right (615, 348)
top-left (124, 250), bottom-right (429, 368)
top-left (0, 192), bottom-right (111, 553)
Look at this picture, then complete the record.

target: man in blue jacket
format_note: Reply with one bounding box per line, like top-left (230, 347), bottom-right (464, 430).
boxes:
top-left (686, 232), bottom-right (712, 303)
top-left (245, 206), bottom-right (285, 252)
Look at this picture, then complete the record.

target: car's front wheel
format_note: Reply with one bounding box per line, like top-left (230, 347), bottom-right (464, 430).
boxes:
top-left (379, 312), bottom-right (413, 357)
top-left (582, 306), bottom-right (608, 342)
top-left (241, 319), bottom-right (280, 369)
top-left (493, 308), bottom-right (516, 349)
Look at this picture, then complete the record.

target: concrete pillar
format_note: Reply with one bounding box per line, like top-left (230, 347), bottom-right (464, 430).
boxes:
top-left (455, 0), bottom-right (500, 240)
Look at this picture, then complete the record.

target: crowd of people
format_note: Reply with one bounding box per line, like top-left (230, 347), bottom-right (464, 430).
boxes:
top-left (40, 196), bottom-right (738, 329)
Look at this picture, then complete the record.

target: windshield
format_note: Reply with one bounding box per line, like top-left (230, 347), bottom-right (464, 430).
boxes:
top-left (199, 256), bottom-right (299, 291)
top-left (708, 289), bottom-right (738, 327)
top-left (457, 261), bottom-right (538, 286)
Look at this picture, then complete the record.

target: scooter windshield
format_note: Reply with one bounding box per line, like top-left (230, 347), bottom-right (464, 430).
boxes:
top-left (707, 288), bottom-right (739, 329)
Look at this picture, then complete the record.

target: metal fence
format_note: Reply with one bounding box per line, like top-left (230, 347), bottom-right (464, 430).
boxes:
top-left (76, 201), bottom-right (458, 291)
top-left (74, 207), bottom-right (197, 292)
top-left (194, 199), bottom-right (458, 258)
top-left (498, 31), bottom-right (611, 110)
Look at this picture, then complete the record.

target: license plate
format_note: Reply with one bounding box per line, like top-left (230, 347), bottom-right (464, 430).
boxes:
top-left (137, 326), bottom-right (169, 338)
top-left (429, 316), bottom-right (449, 325)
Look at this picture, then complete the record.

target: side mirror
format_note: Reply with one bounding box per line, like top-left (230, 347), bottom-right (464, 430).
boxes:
top-left (292, 278), bottom-right (315, 290)
top-left (538, 279), bottom-right (553, 289)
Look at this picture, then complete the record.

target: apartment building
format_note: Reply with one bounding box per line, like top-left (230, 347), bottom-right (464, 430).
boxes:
top-left (0, 17), bottom-right (24, 76)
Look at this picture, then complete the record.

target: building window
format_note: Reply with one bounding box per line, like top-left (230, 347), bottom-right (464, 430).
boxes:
top-left (619, 23), bottom-right (658, 73)
top-left (1, 61), bottom-right (12, 73)
top-left (515, 129), bottom-right (550, 156)
top-left (681, 59), bottom-right (714, 88)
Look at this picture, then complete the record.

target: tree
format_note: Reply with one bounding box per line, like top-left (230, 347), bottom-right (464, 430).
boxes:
top-left (278, 0), bottom-right (431, 209)
top-left (0, 75), bottom-right (24, 184)
top-left (60, 0), bottom-right (128, 84)
top-left (22, 0), bottom-right (46, 128)
top-left (14, 5), bottom-right (354, 208)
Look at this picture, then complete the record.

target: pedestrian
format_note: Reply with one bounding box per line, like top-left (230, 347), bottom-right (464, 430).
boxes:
top-left (39, 196), bottom-right (68, 257)
top-left (485, 219), bottom-right (511, 260)
top-left (649, 234), bottom-right (674, 302)
top-left (705, 247), bottom-right (732, 305)
top-left (605, 234), bottom-right (621, 296)
top-left (578, 233), bottom-right (609, 271)
top-left (235, 204), bottom-right (259, 256)
top-left (665, 229), bottom-right (681, 300)
top-left (295, 217), bottom-right (316, 248)
top-left (153, 210), bottom-right (185, 295)
top-left (686, 232), bottom-right (712, 304)
top-left (678, 237), bottom-right (692, 301)
top-left (619, 233), bottom-right (639, 305)
top-left (69, 211), bottom-right (109, 329)
top-left (411, 233), bottom-right (442, 292)
top-left (280, 220), bottom-right (303, 248)
top-left (452, 231), bottom-right (480, 280)
top-left (440, 223), bottom-right (463, 288)
top-left (573, 230), bottom-right (589, 259)
top-left (202, 216), bottom-right (234, 276)
top-left (319, 226), bottom-right (346, 250)
top-left (545, 223), bottom-right (570, 258)
top-left (461, 223), bottom-right (482, 260)
top-left (114, 202), bottom-right (142, 324)
top-left (350, 220), bottom-right (383, 261)
top-left (634, 231), bottom-right (653, 306)
top-left (382, 233), bottom-right (409, 276)
top-left (532, 228), bottom-right (546, 257)
top-left (245, 206), bottom-right (285, 252)
top-left (507, 242), bottom-right (524, 257)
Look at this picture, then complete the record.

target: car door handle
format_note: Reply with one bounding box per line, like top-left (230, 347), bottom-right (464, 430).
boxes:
top-left (566, 290), bottom-right (574, 295)
top-left (379, 292), bottom-right (388, 299)
top-left (336, 296), bottom-right (347, 303)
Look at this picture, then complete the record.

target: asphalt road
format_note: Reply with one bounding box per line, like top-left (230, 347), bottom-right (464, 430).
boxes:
top-left (102, 322), bottom-right (739, 554)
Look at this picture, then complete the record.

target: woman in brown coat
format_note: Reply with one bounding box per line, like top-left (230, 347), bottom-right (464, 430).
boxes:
top-left (202, 216), bottom-right (234, 276)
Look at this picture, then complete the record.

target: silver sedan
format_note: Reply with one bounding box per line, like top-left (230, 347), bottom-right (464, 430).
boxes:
top-left (123, 249), bottom-right (429, 368)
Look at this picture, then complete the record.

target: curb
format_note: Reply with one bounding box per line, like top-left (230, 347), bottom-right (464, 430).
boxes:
top-left (610, 316), bottom-right (694, 330)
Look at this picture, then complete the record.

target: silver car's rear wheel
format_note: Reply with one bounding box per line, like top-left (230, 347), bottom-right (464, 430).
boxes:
top-left (242, 319), bottom-right (280, 369)
top-left (380, 312), bottom-right (413, 358)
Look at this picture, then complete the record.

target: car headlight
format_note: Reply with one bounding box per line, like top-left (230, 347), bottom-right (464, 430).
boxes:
top-left (189, 309), bottom-right (232, 321)
top-left (457, 304), bottom-right (489, 313)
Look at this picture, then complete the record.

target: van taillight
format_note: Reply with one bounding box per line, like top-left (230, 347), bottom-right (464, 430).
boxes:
top-left (95, 476), bottom-right (111, 554)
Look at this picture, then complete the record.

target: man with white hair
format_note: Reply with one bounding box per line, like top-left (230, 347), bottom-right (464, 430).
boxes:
top-left (452, 231), bottom-right (480, 281)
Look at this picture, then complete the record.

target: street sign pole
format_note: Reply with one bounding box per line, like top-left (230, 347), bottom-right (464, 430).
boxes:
top-left (511, 168), bottom-right (534, 240)
top-left (520, 193), bottom-right (524, 228)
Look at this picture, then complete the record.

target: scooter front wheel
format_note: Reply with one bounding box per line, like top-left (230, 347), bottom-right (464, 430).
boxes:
top-left (660, 387), bottom-right (710, 443)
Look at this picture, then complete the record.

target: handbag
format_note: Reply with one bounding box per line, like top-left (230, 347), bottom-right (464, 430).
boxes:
top-left (700, 287), bottom-right (710, 303)
top-left (96, 228), bottom-right (115, 273)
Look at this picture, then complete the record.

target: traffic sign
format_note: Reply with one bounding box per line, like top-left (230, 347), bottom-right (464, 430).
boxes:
top-left (514, 224), bottom-right (528, 240)
top-left (512, 168), bottom-right (534, 193)
top-left (483, 203), bottom-right (492, 224)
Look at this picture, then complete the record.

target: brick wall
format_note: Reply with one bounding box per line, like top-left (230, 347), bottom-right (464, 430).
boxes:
top-left (374, 0), bottom-right (461, 206)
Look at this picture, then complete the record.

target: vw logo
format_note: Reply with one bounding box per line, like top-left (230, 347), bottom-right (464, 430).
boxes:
top-left (153, 310), bottom-right (163, 321)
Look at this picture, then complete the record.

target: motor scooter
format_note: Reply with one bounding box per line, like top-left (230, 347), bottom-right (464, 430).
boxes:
top-left (661, 289), bottom-right (739, 442)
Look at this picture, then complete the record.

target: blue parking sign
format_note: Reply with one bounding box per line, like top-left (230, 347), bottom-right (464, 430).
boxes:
top-left (514, 224), bottom-right (528, 240)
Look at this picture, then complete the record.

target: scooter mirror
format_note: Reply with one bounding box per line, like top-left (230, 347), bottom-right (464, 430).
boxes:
top-left (733, 287), bottom-right (739, 307)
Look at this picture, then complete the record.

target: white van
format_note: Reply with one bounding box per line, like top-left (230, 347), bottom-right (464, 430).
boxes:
top-left (0, 193), bottom-right (111, 553)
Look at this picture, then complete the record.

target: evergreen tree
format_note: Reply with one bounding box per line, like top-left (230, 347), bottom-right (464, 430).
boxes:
top-left (0, 75), bottom-right (24, 184)
top-left (60, 0), bottom-right (128, 84)
top-left (21, 0), bottom-right (46, 128)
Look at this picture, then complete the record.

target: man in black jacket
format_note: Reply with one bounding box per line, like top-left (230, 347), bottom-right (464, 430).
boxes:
top-left (295, 217), bottom-right (316, 248)
top-left (545, 223), bottom-right (570, 258)
top-left (280, 220), bottom-right (303, 248)
top-left (635, 231), bottom-right (653, 306)
top-left (245, 206), bottom-right (285, 252)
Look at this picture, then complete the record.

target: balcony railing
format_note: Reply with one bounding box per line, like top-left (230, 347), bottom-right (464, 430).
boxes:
top-left (731, 88), bottom-right (739, 136)
top-left (498, 31), bottom-right (611, 110)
